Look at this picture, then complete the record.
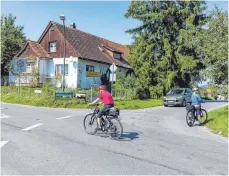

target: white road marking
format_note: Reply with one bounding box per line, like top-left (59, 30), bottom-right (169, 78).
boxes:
top-left (0, 114), bottom-right (10, 119)
top-left (56, 115), bottom-right (73, 120)
top-left (22, 123), bottom-right (43, 131)
top-left (0, 140), bottom-right (9, 148)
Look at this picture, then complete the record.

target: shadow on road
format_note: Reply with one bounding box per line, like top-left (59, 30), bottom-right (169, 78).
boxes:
top-left (118, 132), bottom-right (139, 141)
top-left (194, 118), bottom-right (214, 126)
top-left (199, 118), bottom-right (214, 126)
top-left (95, 132), bottom-right (139, 141)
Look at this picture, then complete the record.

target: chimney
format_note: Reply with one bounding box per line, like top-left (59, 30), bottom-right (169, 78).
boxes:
top-left (70, 22), bottom-right (76, 29)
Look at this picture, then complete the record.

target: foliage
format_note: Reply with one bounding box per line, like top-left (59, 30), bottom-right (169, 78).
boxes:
top-left (206, 106), bottom-right (228, 137)
top-left (136, 88), bottom-right (150, 100)
top-left (113, 71), bottom-right (140, 99)
top-left (194, 8), bottom-right (228, 85)
top-left (113, 71), bottom-right (165, 99)
top-left (1, 13), bottom-right (26, 75)
top-left (125, 1), bottom-right (207, 94)
top-left (207, 83), bottom-right (228, 100)
top-left (55, 74), bottom-right (63, 88)
top-left (1, 86), bottom-right (163, 109)
top-left (221, 85), bottom-right (228, 100)
top-left (28, 56), bottom-right (39, 87)
top-left (149, 86), bottom-right (164, 99)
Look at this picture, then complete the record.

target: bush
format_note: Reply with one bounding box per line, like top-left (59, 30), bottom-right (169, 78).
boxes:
top-left (149, 86), bottom-right (163, 99)
top-left (136, 88), bottom-right (150, 100)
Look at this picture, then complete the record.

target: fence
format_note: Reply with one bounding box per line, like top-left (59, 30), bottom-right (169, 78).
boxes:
top-left (111, 89), bottom-right (134, 100)
top-left (1, 76), bottom-right (142, 101)
top-left (3, 75), bottom-right (59, 87)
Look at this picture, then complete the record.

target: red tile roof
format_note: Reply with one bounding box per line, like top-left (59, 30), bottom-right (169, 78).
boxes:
top-left (53, 22), bottom-right (131, 68)
top-left (16, 40), bottom-right (51, 58)
top-left (16, 21), bottom-right (131, 69)
top-left (28, 41), bottom-right (51, 58)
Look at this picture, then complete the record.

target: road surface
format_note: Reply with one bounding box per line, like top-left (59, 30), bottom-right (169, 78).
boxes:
top-left (1, 102), bottom-right (228, 175)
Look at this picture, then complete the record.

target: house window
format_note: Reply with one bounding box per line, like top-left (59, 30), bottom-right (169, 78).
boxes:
top-left (55, 64), bottom-right (68, 76)
top-left (51, 25), bottom-right (54, 31)
top-left (86, 65), bottom-right (95, 72)
top-left (26, 62), bottom-right (33, 73)
top-left (114, 53), bottom-right (121, 60)
top-left (49, 41), bottom-right (56, 52)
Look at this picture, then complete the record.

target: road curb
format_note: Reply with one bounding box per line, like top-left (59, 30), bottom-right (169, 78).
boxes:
top-left (207, 104), bottom-right (228, 112)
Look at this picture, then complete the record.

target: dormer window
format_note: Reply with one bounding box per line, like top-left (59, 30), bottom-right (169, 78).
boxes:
top-left (49, 41), bottom-right (56, 52)
top-left (51, 25), bottom-right (54, 31)
top-left (114, 53), bottom-right (121, 60)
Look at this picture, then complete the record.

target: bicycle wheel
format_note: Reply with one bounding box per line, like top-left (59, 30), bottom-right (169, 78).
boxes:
top-left (200, 109), bottom-right (208, 124)
top-left (83, 113), bottom-right (97, 135)
top-left (186, 110), bottom-right (195, 127)
top-left (107, 118), bottom-right (123, 139)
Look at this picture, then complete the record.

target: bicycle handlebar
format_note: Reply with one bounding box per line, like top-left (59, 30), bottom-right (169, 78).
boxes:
top-left (89, 104), bottom-right (100, 107)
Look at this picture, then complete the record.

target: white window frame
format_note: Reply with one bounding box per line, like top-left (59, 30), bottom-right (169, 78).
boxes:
top-left (55, 64), bottom-right (68, 76)
top-left (86, 65), bottom-right (95, 72)
top-left (49, 41), bottom-right (57, 52)
top-left (26, 62), bottom-right (33, 73)
top-left (114, 53), bottom-right (121, 60)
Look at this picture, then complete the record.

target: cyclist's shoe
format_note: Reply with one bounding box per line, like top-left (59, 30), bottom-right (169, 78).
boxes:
top-left (95, 127), bottom-right (102, 131)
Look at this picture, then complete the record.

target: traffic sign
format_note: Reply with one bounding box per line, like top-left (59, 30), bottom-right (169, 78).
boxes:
top-left (109, 63), bottom-right (117, 73)
top-left (110, 73), bottom-right (116, 82)
top-left (11, 58), bottom-right (27, 73)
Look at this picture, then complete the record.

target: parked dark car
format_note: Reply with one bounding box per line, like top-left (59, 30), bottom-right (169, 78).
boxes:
top-left (164, 88), bottom-right (192, 107)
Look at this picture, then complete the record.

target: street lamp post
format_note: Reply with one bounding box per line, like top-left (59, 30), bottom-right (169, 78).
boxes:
top-left (60, 14), bottom-right (66, 92)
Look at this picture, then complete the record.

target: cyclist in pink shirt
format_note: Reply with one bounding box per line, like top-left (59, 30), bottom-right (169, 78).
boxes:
top-left (89, 85), bottom-right (114, 130)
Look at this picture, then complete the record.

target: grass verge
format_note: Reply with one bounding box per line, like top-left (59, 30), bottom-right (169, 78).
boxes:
top-left (1, 94), bottom-right (163, 110)
top-left (206, 106), bottom-right (228, 137)
top-left (115, 99), bottom-right (163, 109)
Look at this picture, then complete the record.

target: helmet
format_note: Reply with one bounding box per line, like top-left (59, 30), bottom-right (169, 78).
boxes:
top-left (99, 85), bottom-right (106, 91)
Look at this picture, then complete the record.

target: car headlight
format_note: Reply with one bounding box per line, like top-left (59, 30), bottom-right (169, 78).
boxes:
top-left (164, 96), bottom-right (166, 99)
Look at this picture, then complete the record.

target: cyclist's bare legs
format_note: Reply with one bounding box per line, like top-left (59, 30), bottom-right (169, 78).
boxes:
top-left (96, 105), bottom-right (113, 129)
top-left (97, 117), bottom-right (102, 128)
top-left (194, 105), bottom-right (202, 123)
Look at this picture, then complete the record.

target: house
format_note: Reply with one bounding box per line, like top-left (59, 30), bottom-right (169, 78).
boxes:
top-left (10, 21), bottom-right (131, 89)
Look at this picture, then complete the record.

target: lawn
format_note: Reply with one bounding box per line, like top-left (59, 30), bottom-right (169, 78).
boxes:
top-left (115, 99), bottom-right (163, 109)
top-left (206, 106), bottom-right (228, 137)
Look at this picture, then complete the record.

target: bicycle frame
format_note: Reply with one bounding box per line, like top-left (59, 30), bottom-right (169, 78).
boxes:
top-left (191, 106), bottom-right (204, 120)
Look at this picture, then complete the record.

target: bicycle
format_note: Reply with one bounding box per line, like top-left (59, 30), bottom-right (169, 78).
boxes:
top-left (186, 103), bottom-right (208, 127)
top-left (83, 104), bottom-right (123, 139)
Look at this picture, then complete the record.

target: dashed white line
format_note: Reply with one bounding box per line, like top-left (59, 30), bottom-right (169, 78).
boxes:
top-left (0, 114), bottom-right (10, 119)
top-left (56, 115), bottom-right (73, 120)
top-left (0, 140), bottom-right (9, 148)
top-left (22, 123), bottom-right (43, 131)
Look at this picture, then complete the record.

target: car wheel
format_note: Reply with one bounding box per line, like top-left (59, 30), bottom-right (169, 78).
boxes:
top-left (182, 100), bottom-right (186, 107)
top-left (164, 104), bottom-right (168, 107)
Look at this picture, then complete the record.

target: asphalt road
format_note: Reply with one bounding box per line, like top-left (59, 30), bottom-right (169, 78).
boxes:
top-left (1, 102), bottom-right (228, 175)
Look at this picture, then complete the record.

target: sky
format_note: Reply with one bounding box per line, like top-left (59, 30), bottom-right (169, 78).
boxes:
top-left (1, 1), bottom-right (228, 45)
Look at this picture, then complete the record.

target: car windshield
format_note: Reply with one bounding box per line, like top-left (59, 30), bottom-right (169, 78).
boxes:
top-left (167, 89), bottom-right (184, 95)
